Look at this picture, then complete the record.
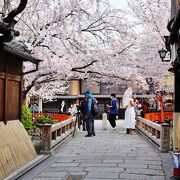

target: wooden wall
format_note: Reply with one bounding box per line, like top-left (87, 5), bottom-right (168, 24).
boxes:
top-left (0, 53), bottom-right (22, 123)
top-left (0, 78), bottom-right (4, 121)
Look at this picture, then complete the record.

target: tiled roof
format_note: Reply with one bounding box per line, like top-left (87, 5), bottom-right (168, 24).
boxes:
top-left (0, 41), bottom-right (42, 64)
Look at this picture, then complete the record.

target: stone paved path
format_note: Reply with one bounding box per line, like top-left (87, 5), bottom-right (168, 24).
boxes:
top-left (18, 120), bottom-right (166, 180)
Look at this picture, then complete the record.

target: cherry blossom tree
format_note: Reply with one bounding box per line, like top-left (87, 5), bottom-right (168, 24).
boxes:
top-left (0, 0), bottom-right (171, 100)
top-left (127, 0), bottom-right (171, 92)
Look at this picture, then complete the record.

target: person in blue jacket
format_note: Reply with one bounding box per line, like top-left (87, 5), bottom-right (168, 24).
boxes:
top-left (84, 90), bottom-right (96, 137)
top-left (106, 93), bottom-right (118, 130)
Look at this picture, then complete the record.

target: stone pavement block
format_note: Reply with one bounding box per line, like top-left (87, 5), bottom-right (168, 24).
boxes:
top-left (55, 158), bottom-right (75, 163)
top-left (68, 172), bottom-right (87, 176)
top-left (118, 163), bottom-right (148, 169)
top-left (124, 159), bottom-right (162, 165)
top-left (95, 155), bottom-right (131, 160)
top-left (120, 173), bottom-right (165, 180)
top-left (130, 156), bottom-right (161, 161)
top-left (45, 167), bottom-right (85, 172)
top-left (79, 163), bottom-right (117, 167)
top-left (37, 171), bottom-right (67, 178)
top-left (55, 153), bottom-right (78, 157)
top-left (74, 154), bottom-right (97, 160)
top-left (73, 159), bottom-right (102, 163)
top-left (127, 152), bottom-right (159, 157)
top-left (133, 144), bottom-right (153, 148)
top-left (136, 151), bottom-right (159, 156)
top-left (148, 164), bottom-right (163, 170)
top-left (74, 152), bottom-right (104, 156)
top-left (85, 172), bottom-right (119, 179)
top-left (51, 162), bottom-right (79, 167)
top-left (57, 150), bottom-right (73, 154)
top-left (124, 168), bottom-right (164, 175)
top-left (72, 149), bottom-right (97, 153)
top-left (102, 159), bottom-right (124, 163)
top-left (136, 147), bottom-right (158, 151)
top-left (103, 153), bottom-right (136, 158)
top-left (85, 167), bottom-right (125, 173)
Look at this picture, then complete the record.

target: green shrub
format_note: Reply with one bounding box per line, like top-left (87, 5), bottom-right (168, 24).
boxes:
top-left (22, 105), bottom-right (34, 130)
top-left (36, 115), bottom-right (54, 124)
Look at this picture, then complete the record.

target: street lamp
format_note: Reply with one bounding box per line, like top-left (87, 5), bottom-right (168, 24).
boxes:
top-left (158, 47), bottom-right (170, 62)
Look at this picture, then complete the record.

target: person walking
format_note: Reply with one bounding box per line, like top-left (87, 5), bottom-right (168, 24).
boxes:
top-left (84, 90), bottom-right (96, 137)
top-left (123, 96), bottom-right (138, 134)
top-left (106, 93), bottom-right (118, 130)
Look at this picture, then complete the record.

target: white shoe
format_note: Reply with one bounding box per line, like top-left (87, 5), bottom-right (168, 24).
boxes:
top-left (112, 127), bottom-right (117, 130)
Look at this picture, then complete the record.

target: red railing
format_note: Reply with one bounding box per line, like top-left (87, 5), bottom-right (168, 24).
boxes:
top-left (32, 112), bottom-right (72, 123)
top-left (144, 112), bottom-right (173, 123)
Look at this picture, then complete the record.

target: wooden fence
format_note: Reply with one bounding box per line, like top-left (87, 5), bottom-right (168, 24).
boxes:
top-left (0, 120), bottom-right (37, 179)
top-left (38, 116), bottom-right (77, 153)
top-left (136, 116), bottom-right (170, 152)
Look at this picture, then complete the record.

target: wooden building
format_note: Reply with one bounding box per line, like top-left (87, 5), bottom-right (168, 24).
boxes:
top-left (0, 41), bottom-right (41, 179)
top-left (168, 0), bottom-right (180, 150)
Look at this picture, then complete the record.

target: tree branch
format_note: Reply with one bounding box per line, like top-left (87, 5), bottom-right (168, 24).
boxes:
top-left (3, 0), bottom-right (28, 23)
top-left (23, 72), bottom-right (53, 98)
top-left (118, 44), bottom-right (133, 54)
top-left (71, 60), bottom-right (97, 71)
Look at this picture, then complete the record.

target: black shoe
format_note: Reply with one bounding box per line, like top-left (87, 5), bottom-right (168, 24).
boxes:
top-left (92, 133), bottom-right (96, 136)
top-left (82, 128), bottom-right (86, 131)
top-left (85, 134), bottom-right (92, 137)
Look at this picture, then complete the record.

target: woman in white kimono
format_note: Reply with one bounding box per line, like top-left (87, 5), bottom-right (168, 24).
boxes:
top-left (124, 97), bottom-right (138, 134)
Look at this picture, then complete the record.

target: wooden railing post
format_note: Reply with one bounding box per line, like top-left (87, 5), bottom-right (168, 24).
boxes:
top-left (160, 123), bottom-right (170, 152)
top-left (39, 124), bottom-right (52, 154)
top-left (37, 117), bottom-right (77, 154)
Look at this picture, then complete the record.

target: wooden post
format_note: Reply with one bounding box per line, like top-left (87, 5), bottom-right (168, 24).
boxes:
top-left (160, 123), bottom-right (170, 152)
top-left (40, 124), bottom-right (52, 153)
top-left (4, 58), bottom-right (8, 124)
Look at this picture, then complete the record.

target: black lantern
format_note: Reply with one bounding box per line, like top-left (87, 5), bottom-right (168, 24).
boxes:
top-left (158, 47), bottom-right (170, 62)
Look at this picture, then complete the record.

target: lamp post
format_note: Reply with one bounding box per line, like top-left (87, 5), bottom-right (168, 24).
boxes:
top-left (158, 47), bottom-right (170, 62)
top-left (158, 48), bottom-right (167, 61)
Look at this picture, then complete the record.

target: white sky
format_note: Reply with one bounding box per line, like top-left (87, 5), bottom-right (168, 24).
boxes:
top-left (109, 0), bottom-right (128, 9)
top-left (108, 0), bottom-right (143, 33)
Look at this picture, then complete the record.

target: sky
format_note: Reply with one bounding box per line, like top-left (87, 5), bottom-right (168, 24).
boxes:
top-left (109, 0), bottom-right (128, 9)
top-left (108, 0), bottom-right (143, 33)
